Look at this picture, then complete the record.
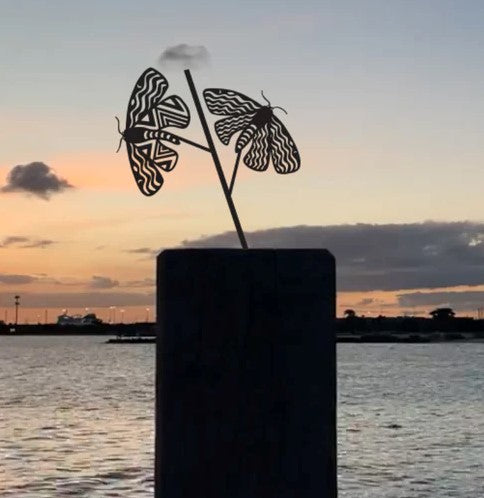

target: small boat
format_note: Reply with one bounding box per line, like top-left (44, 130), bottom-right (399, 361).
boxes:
top-left (106, 336), bottom-right (156, 344)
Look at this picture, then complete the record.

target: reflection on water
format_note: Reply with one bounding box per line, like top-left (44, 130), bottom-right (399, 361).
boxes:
top-left (0, 336), bottom-right (482, 497)
top-left (0, 337), bottom-right (154, 497)
top-left (338, 342), bottom-right (483, 497)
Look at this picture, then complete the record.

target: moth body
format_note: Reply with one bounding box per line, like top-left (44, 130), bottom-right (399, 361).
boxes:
top-left (235, 106), bottom-right (272, 152)
top-left (123, 127), bottom-right (180, 145)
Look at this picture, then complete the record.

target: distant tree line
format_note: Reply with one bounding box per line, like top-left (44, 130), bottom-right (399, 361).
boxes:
top-left (339, 307), bottom-right (484, 333)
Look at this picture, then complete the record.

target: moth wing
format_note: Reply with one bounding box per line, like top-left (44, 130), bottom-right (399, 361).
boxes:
top-left (214, 113), bottom-right (255, 145)
top-left (152, 140), bottom-right (179, 172)
top-left (127, 141), bottom-right (164, 196)
top-left (127, 138), bottom-right (179, 196)
top-left (155, 95), bottom-right (191, 129)
top-left (269, 116), bottom-right (300, 174)
top-left (243, 124), bottom-right (270, 171)
top-left (203, 88), bottom-right (261, 116)
top-left (126, 68), bottom-right (169, 128)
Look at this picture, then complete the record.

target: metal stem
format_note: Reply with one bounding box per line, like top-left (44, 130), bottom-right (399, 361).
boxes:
top-left (169, 133), bottom-right (211, 152)
top-left (184, 69), bottom-right (248, 249)
top-left (229, 151), bottom-right (241, 195)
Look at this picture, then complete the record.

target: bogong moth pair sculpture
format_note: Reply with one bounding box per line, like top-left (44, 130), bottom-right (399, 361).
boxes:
top-left (116, 68), bottom-right (300, 249)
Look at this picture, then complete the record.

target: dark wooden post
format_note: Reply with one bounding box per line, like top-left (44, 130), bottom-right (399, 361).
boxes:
top-left (156, 249), bottom-right (336, 498)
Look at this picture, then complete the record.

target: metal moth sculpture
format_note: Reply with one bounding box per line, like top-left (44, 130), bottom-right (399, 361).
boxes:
top-left (118, 67), bottom-right (301, 248)
top-left (116, 68), bottom-right (191, 195)
top-left (203, 89), bottom-right (300, 191)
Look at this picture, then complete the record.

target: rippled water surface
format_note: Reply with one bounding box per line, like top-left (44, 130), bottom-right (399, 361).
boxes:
top-left (0, 336), bottom-right (482, 497)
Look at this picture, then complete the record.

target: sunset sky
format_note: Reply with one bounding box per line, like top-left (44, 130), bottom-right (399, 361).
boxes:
top-left (1, 0), bottom-right (484, 322)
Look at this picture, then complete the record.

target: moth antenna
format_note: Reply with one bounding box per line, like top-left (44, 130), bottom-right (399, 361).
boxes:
top-left (272, 106), bottom-right (288, 115)
top-left (115, 136), bottom-right (123, 153)
top-left (261, 90), bottom-right (271, 106)
top-left (115, 116), bottom-right (122, 134)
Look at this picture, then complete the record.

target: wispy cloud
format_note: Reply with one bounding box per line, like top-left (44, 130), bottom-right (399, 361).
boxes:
top-left (356, 298), bottom-right (375, 306)
top-left (0, 235), bottom-right (56, 249)
top-left (159, 44), bottom-right (210, 69)
top-left (125, 247), bottom-right (161, 260)
top-left (0, 273), bottom-right (154, 290)
top-left (125, 247), bottom-right (156, 255)
top-left (0, 291), bottom-right (154, 308)
top-left (124, 278), bottom-right (156, 288)
top-left (398, 290), bottom-right (484, 312)
top-left (88, 275), bottom-right (119, 289)
top-left (21, 239), bottom-right (56, 249)
top-left (0, 273), bottom-right (37, 285)
top-left (1, 162), bottom-right (73, 200)
top-left (0, 236), bottom-right (29, 247)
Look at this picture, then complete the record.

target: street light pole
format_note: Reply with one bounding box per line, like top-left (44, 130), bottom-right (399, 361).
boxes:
top-left (14, 295), bottom-right (20, 325)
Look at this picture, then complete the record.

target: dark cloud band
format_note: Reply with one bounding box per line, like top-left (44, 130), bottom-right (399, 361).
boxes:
top-left (181, 221), bottom-right (484, 292)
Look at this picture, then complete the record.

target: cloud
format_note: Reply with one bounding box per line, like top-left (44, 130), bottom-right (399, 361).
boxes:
top-left (1, 162), bottom-right (73, 199)
top-left (21, 239), bottom-right (56, 249)
top-left (124, 278), bottom-right (156, 288)
top-left (126, 247), bottom-right (156, 254)
top-left (357, 298), bottom-right (375, 306)
top-left (0, 291), bottom-right (154, 308)
top-left (0, 236), bottom-right (56, 249)
top-left (88, 275), bottom-right (119, 289)
top-left (125, 247), bottom-right (161, 260)
top-left (159, 44), bottom-right (210, 69)
top-left (181, 221), bottom-right (484, 291)
top-left (0, 273), bottom-right (37, 285)
top-left (0, 236), bottom-right (29, 247)
top-left (0, 273), bottom-right (154, 290)
top-left (398, 291), bottom-right (484, 312)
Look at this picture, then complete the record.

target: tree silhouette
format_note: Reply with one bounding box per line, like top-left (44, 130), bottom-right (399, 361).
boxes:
top-left (344, 309), bottom-right (356, 319)
top-left (429, 307), bottom-right (455, 320)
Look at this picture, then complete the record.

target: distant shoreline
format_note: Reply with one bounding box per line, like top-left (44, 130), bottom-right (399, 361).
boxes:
top-left (0, 322), bottom-right (483, 343)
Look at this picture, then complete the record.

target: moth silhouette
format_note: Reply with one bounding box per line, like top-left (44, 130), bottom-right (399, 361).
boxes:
top-left (203, 89), bottom-right (300, 173)
top-left (117, 68), bottom-right (190, 196)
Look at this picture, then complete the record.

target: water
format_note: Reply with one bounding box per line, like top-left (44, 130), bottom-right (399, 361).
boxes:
top-left (0, 337), bottom-right (482, 497)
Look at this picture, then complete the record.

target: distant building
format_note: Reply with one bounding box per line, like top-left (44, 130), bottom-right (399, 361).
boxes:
top-left (57, 313), bottom-right (102, 326)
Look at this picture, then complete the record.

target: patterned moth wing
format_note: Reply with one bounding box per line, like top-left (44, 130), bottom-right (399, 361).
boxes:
top-left (269, 116), bottom-right (300, 174)
top-left (203, 89), bottom-right (261, 145)
top-left (203, 87), bottom-right (300, 174)
top-left (243, 124), bottom-right (271, 171)
top-left (203, 88), bottom-right (261, 116)
top-left (126, 141), bottom-right (163, 194)
top-left (139, 95), bottom-right (191, 132)
top-left (124, 68), bottom-right (190, 196)
top-left (126, 68), bottom-right (168, 128)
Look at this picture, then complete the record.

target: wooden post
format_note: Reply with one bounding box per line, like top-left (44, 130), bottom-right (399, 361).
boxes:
top-left (156, 249), bottom-right (336, 498)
